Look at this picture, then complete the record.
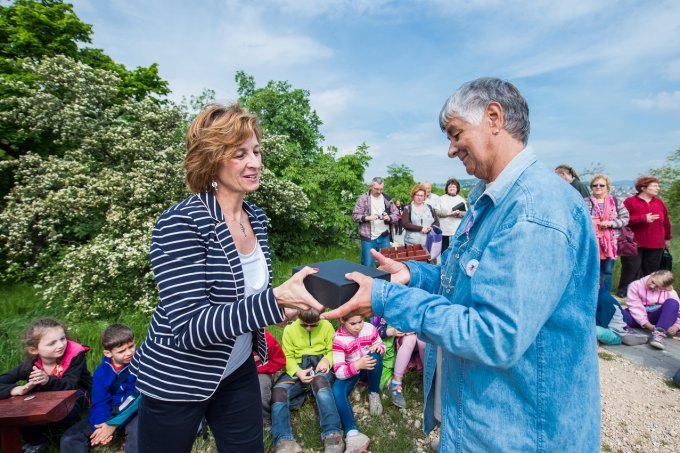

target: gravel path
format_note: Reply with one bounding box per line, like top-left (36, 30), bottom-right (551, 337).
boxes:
top-left (598, 347), bottom-right (679, 452)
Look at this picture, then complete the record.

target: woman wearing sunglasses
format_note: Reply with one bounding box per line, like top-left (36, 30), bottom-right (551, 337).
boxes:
top-left (584, 174), bottom-right (629, 293)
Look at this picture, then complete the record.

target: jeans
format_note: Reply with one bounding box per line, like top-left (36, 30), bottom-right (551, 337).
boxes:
top-left (60, 415), bottom-right (139, 453)
top-left (137, 358), bottom-right (263, 453)
top-left (600, 258), bottom-right (614, 292)
top-left (332, 352), bottom-right (383, 434)
top-left (360, 234), bottom-right (390, 267)
top-left (270, 371), bottom-right (342, 445)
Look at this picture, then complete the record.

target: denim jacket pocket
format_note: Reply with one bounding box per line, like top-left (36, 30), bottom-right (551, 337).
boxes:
top-left (456, 245), bottom-right (483, 280)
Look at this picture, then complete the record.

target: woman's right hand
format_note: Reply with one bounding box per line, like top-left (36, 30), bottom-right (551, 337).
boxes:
top-left (370, 249), bottom-right (410, 285)
top-left (273, 267), bottom-right (325, 313)
top-left (646, 213), bottom-right (660, 223)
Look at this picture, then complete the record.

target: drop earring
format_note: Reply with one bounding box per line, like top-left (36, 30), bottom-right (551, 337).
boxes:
top-left (211, 177), bottom-right (218, 191)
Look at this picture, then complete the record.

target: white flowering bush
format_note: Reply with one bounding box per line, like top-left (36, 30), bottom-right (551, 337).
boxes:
top-left (0, 56), bottom-right (370, 319)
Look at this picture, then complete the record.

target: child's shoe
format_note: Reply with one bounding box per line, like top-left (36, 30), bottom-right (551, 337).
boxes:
top-left (389, 382), bottom-right (406, 408)
top-left (274, 439), bottom-right (302, 453)
top-left (368, 391), bottom-right (383, 415)
top-left (323, 433), bottom-right (344, 453)
top-left (344, 432), bottom-right (370, 453)
top-left (650, 328), bottom-right (667, 350)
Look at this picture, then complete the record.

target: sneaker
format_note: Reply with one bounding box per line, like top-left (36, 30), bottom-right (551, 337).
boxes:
top-left (344, 432), bottom-right (370, 453)
top-left (389, 384), bottom-right (406, 408)
top-left (620, 333), bottom-right (648, 346)
top-left (429, 437), bottom-right (440, 452)
top-left (368, 391), bottom-right (383, 416)
top-left (274, 439), bottom-right (302, 453)
top-left (323, 433), bottom-right (345, 453)
top-left (650, 328), bottom-right (667, 350)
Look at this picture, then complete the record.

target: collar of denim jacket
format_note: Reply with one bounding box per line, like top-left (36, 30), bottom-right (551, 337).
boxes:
top-left (467, 146), bottom-right (536, 207)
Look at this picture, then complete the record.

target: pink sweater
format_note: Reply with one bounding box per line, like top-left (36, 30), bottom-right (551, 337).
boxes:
top-left (332, 322), bottom-right (385, 380)
top-left (626, 275), bottom-right (680, 330)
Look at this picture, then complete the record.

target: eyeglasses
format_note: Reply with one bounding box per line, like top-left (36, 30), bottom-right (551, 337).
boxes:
top-left (300, 322), bottom-right (318, 328)
top-left (591, 184), bottom-right (606, 188)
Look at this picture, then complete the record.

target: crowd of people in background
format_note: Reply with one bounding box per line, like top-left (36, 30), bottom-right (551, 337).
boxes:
top-left (557, 166), bottom-right (677, 351)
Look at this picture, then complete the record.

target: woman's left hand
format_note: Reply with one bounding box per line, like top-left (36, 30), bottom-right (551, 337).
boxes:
top-left (422, 226), bottom-right (432, 233)
top-left (665, 239), bottom-right (672, 249)
top-left (273, 267), bottom-right (325, 313)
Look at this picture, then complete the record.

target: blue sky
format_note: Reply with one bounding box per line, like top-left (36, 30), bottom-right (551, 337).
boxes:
top-left (70, 0), bottom-right (680, 183)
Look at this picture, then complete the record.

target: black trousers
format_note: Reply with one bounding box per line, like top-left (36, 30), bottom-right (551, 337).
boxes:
top-left (138, 357), bottom-right (263, 453)
top-left (617, 247), bottom-right (664, 294)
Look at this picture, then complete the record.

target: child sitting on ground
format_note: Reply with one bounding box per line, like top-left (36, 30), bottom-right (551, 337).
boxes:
top-left (333, 314), bottom-right (385, 453)
top-left (624, 270), bottom-right (680, 350)
top-left (255, 330), bottom-right (285, 430)
top-left (0, 318), bottom-right (92, 453)
top-left (60, 323), bottom-right (139, 452)
top-left (271, 309), bottom-right (344, 453)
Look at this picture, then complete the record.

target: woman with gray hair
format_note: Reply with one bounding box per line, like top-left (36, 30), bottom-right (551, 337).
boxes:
top-left (324, 77), bottom-right (600, 452)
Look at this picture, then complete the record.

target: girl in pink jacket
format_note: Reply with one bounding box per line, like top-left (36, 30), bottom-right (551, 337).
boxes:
top-left (624, 270), bottom-right (679, 350)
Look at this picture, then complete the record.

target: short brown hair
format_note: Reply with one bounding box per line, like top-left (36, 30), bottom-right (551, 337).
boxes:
top-left (298, 309), bottom-right (321, 325)
top-left (184, 103), bottom-right (261, 193)
top-left (410, 183), bottom-right (426, 200)
top-left (101, 324), bottom-right (134, 350)
top-left (634, 176), bottom-right (659, 194)
top-left (445, 178), bottom-right (461, 195)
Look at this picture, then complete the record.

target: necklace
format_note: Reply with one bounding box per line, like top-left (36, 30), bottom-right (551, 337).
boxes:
top-left (224, 210), bottom-right (247, 238)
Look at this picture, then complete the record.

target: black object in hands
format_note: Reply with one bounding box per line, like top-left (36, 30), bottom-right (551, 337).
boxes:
top-left (451, 202), bottom-right (466, 212)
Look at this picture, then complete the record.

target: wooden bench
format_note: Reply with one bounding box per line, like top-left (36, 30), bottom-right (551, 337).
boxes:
top-left (379, 244), bottom-right (430, 262)
top-left (0, 390), bottom-right (77, 453)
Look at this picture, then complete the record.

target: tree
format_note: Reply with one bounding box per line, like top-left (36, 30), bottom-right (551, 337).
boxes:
top-left (236, 71), bottom-right (370, 256)
top-left (651, 147), bottom-right (680, 226)
top-left (0, 55), bottom-right (185, 318)
top-left (0, 59), bottom-right (371, 318)
top-left (383, 163), bottom-right (417, 203)
top-left (0, 0), bottom-right (169, 198)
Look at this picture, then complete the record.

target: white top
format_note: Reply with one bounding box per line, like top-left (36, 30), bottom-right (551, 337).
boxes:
top-left (221, 242), bottom-right (269, 380)
top-left (425, 193), bottom-right (440, 211)
top-left (437, 194), bottom-right (467, 236)
top-left (370, 193), bottom-right (389, 239)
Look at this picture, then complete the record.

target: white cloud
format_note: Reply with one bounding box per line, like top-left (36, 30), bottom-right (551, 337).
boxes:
top-left (310, 87), bottom-right (355, 123)
top-left (635, 91), bottom-right (680, 111)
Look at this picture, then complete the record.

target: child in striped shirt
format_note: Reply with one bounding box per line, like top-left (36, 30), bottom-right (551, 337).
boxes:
top-left (332, 315), bottom-right (385, 453)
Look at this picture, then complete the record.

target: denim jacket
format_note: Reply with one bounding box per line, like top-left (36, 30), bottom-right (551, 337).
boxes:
top-left (371, 149), bottom-right (601, 452)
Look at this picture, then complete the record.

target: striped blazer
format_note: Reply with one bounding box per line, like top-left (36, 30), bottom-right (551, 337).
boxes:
top-left (131, 192), bottom-right (285, 401)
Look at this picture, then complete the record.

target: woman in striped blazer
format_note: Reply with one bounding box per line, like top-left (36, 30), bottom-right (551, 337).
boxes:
top-left (133, 103), bottom-right (324, 453)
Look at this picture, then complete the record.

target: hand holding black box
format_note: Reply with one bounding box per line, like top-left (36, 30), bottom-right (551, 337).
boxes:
top-left (292, 259), bottom-right (390, 309)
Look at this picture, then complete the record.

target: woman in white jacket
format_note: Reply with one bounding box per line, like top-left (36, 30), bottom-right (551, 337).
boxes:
top-left (436, 178), bottom-right (467, 252)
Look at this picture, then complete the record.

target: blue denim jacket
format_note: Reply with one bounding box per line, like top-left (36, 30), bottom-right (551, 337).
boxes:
top-left (372, 149), bottom-right (601, 452)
